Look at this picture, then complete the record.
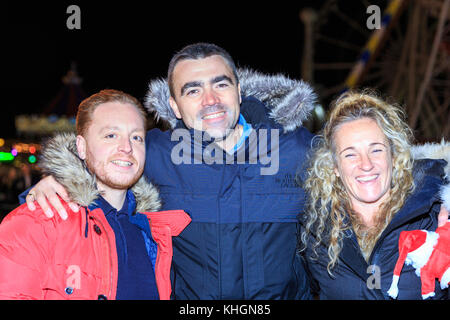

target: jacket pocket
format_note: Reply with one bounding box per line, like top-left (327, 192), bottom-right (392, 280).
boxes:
top-left (42, 263), bottom-right (102, 299)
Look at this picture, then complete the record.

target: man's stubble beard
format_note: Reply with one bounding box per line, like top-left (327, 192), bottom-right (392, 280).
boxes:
top-left (193, 103), bottom-right (239, 141)
top-left (85, 151), bottom-right (143, 191)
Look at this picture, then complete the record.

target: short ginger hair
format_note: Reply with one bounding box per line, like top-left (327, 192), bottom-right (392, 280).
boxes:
top-left (76, 89), bottom-right (147, 137)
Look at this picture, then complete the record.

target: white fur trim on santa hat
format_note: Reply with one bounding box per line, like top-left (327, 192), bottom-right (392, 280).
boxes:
top-left (422, 291), bottom-right (436, 299)
top-left (387, 275), bottom-right (400, 299)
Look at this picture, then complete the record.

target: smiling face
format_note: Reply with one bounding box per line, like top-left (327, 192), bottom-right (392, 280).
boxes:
top-left (333, 118), bottom-right (393, 215)
top-left (168, 55), bottom-right (241, 141)
top-left (76, 102), bottom-right (146, 192)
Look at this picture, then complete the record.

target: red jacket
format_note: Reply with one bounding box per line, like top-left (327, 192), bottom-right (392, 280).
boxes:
top-left (0, 202), bottom-right (190, 300)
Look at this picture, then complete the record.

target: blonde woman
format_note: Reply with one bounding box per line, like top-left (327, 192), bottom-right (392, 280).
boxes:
top-left (300, 90), bottom-right (449, 299)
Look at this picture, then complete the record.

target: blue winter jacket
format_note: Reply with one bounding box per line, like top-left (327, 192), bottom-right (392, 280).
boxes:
top-left (144, 70), bottom-right (317, 299)
top-left (301, 159), bottom-right (449, 300)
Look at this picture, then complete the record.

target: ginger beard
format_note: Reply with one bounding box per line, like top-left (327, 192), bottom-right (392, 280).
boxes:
top-left (84, 146), bottom-right (144, 191)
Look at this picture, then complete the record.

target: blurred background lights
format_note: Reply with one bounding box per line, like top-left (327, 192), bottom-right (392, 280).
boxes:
top-left (314, 104), bottom-right (325, 121)
top-left (0, 152), bottom-right (14, 161)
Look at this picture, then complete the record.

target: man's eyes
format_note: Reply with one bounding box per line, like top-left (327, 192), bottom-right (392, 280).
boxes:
top-left (216, 82), bottom-right (230, 88)
top-left (104, 133), bottom-right (143, 142)
top-left (185, 82), bottom-right (230, 96)
top-left (186, 89), bottom-right (199, 96)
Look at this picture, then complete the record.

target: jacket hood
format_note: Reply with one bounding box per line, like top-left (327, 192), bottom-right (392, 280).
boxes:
top-left (144, 68), bottom-right (317, 133)
top-left (411, 140), bottom-right (450, 210)
top-left (39, 133), bottom-right (161, 212)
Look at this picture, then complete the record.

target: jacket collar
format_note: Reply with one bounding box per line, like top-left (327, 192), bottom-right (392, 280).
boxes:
top-left (377, 158), bottom-right (445, 236)
top-left (88, 189), bottom-right (137, 217)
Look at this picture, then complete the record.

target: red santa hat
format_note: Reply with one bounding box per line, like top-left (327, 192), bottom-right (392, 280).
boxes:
top-left (387, 230), bottom-right (427, 299)
top-left (392, 230), bottom-right (428, 277)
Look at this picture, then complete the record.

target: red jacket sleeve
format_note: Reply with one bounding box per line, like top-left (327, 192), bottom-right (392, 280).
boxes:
top-left (0, 204), bottom-right (55, 300)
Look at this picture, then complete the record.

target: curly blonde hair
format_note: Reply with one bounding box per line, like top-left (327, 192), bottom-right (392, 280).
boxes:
top-left (300, 89), bottom-right (415, 274)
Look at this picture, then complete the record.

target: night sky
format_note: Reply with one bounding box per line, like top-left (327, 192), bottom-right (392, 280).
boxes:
top-left (5, 1), bottom-right (385, 138)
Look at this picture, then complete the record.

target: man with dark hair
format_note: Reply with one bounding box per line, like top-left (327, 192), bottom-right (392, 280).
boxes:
top-left (143, 43), bottom-right (317, 299)
top-left (167, 43), bottom-right (240, 98)
top-left (0, 89), bottom-right (190, 299)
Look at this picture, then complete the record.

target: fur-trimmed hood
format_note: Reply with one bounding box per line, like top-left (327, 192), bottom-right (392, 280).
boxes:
top-left (38, 132), bottom-right (161, 212)
top-left (411, 140), bottom-right (450, 211)
top-left (144, 68), bottom-right (317, 133)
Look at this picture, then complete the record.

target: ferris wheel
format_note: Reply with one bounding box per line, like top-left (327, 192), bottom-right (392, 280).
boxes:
top-left (301, 0), bottom-right (449, 142)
